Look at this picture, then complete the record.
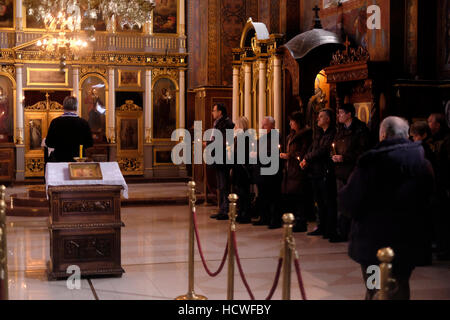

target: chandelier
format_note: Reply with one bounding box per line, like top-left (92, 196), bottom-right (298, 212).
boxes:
top-left (24, 0), bottom-right (156, 68)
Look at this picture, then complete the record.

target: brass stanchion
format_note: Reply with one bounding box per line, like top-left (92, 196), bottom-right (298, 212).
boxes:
top-left (227, 193), bottom-right (238, 300)
top-left (281, 213), bottom-right (294, 300)
top-left (376, 247), bottom-right (396, 300)
top-left (0, 185), bottom-right (8, 300)
top-left (176, 181), bottom-right (207, 300)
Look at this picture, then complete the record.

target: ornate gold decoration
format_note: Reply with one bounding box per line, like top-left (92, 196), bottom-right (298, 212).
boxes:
top-left (119, 100), bottom-right (142, 112)
top-left (118, 157), bottom-right (143, 174)
top-left (25, 92), bottom-right (63, 111)
top-left (25, 158), bottom-right (45, 175)
top-left (108, 127), bottom-right (116, 144)
top-left (152, 67), bottom-right (179, 81)
top-left (62, 200), bottom-right (112, 213)
top-left (145, 128), bottom-right (152, 143)
top-left (16, 128), bottom-right (24, 145)
top-left (0, 65), bottom-right (15, 78)
top-left (331, 46), bottom-right (370, 66)
top-left (80, 66), bottom-right (108, 78)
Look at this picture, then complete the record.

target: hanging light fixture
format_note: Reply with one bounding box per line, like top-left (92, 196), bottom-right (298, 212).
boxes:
top-left (24, 0), bottom-right (156, 68)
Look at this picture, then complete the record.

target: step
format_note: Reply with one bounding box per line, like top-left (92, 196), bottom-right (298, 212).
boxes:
top-left (6, 206), bottom-right (50, 217)
top-left (9, 193), bottom-right (49, 208)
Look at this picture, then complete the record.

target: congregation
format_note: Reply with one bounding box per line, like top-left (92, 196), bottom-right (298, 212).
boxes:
top-left (205, 102), bottom-right (450, 299)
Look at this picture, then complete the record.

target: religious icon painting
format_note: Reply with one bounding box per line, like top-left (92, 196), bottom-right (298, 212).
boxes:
top-left (118, 70), bottom-right (141, 87)
top-left (0, 76), bottom-right (13, 142)
top-left (24, 112), bottom-right (47, 154)
top-left (120, 119), bottom-right (139, 150)
top-left (152, 78), bottom-right (177, 140)
top-left (0, 0), bottom-right (14, 29)
top-left (81, 76), bottom-right (107, 143)
top-left (153, 0), bottom-right (178, 34)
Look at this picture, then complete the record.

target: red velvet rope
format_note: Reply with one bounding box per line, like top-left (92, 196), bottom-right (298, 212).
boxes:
top-left (231, 230), bottom-right (255, 300)
top-left (294, 257), bottom-right (307, 300)
top-left (192, 209), bottom-right (228, 277)
top-left (265, 257), bottom-right (283, 300)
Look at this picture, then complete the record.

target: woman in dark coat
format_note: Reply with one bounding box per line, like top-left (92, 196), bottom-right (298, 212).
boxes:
top-left (280, 111), bottom-right (313, 232)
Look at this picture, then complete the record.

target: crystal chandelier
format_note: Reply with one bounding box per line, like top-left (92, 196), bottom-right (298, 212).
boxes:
top-left (24, 0), bottom-right (156, 68)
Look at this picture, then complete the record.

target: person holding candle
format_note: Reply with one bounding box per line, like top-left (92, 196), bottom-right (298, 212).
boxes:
top-left (300, 108), bottom-right (337, 239)
top-left (46, 96), bottom-right (93, 163)
top-left (330, 103), bottom-right (370, 242)
top-left (280, 111), bottom-right (312, 232)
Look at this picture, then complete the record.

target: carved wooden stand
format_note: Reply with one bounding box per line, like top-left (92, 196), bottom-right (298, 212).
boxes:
top-left (47, 185), bottom-right (125, 280)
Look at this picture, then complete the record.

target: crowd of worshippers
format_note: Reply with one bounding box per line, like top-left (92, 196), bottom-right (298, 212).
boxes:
top-left (206, 103), bottom-right (450, 268)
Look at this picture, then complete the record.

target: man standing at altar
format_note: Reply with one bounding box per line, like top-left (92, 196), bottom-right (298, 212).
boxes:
top-left (45, 96), bottom-right (93, 162)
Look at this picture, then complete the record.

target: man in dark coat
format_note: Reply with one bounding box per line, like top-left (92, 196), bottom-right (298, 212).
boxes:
top-left (253, 116), bottom-right (282, 228)
top-left (331, 103), bottom-right (370, 242)
top-left (339, 116), bottom-right (434, 300)
top-left (280, 111), bottom-right (312, 232)
top-left (300, 108), bottom-right (337, 238)
top-left (46, 96), bottom-right (93, 162)
top-left (207, 103), bottom-right (235, 220)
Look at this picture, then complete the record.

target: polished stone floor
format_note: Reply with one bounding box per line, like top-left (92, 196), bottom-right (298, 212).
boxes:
top-left (4, 198), bottom-right (450, 300)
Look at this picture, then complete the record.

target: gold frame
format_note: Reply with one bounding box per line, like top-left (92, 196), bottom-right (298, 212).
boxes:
top-left (0, 0), bottom-right (16, 30)
top-left (27, 68), bottom-right (69, 86)
top-left (22, 5), bottom-right (44, 30)
top-left (0, 71), bottom-right (17, 143)
top-left (153, 148), bottom-right (175, 166)
top-left (151, 75), bottom-right (179, 142)
top-left (152, 0), bottom-right (180, 37)
top-left (116, 108), bottom-right (144, 175)
top-left (118, 69), bottom-right (141, 88)
top-left (24, 111), bottom-right (47, 155)
top-left (69, 163), bottom-right (103, 180)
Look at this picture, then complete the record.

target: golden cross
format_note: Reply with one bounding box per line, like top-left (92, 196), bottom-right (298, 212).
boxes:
top-left (344, 36), bottom-right (351, 54)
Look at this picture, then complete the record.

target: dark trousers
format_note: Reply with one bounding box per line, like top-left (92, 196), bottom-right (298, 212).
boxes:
top-left (256, 182), bottom-right (280, 224)
top-left (281, 194), bottom-right (307, 226)
top-left (311, 175), bottom-right (337, 237)
top-left (216, 167), bottom-right (231, 214)
top-left (361, 265), bottom-right (413, 300)
top-left (336, 178), bottom-right (351, 239)
top-left (233, 180), bottom-right (251, 219)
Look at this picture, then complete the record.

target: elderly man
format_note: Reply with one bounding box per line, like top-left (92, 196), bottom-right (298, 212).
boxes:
top-left (339, 116), bottom-right (434, 300)
top-left (253, 116), bottom-right (282, 228)
top-left (46, 96), bottom-right (93, 162)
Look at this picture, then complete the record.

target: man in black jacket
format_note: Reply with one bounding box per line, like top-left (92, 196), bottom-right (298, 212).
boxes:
top-left (339, 116), bottom-right (434, 300)
top-left (331, 103), bottom-right (370, 242)
top-left (300, 109), bottom-right (336, 238)
top-left (207, 103), bottom-right (235, 220)
top-left (45, 96), bottom-right (93, 162)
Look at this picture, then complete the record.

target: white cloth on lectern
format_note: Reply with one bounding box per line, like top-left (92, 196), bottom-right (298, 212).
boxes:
top-left (45, 161), bottom-right (128, 198)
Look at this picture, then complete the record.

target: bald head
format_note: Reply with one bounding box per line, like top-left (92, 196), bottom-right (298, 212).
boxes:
top-left (379, 116), bottom-right (409, 141)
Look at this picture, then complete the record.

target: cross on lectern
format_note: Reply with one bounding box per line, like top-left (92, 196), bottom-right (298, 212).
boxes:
top-left (313, 5), bottom-right (320, 18)
top-left (344, 36), bottom-right (351, 54)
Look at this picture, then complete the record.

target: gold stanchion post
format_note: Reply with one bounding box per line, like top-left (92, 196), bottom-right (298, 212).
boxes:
top-left (282, 213), bottom-right (294, 300)
top-left (0, 185), bottom-right (8, 300)
top-left (227, 193), bottom-right (238, 300)
top-left (376, 247), bottom-right (396, 300)
top-left (176, 181), bottom-right (207, 300)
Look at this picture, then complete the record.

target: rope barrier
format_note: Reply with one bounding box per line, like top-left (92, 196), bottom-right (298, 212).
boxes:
top-left (293, 256), bottom-right (307, 300)
top-left (231, 231), bottom-right (255, 300)
top-left (265, 257), bottom-right (283, 300)
top-left (192, 209), bottom-right (229, 277)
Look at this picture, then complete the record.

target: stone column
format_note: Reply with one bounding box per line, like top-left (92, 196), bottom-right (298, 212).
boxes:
top-left (15, 65), bottom-right (23, 144)
top-left (145, 69), bottom-right (152, 143)
top-left (108, 67), bottom-right (116, 143)
top-left (273, 56), bottom-right (282, 130)
top-left (72, 66), bottom-right (80, 114)
top-left (244, 62), bottom-right (252, 124)
top-left (258, 59), bottom-right (267, 129)
top-left (15, 64), bottom-right (24, 181)
top-left (179, 0), bottom-right (185, 36)
top-left (179, 69), bottom-right (186, 132)
top-left (232, 65), bottom-right (240, 124)
top-left (15, 0), bottom-right (23, 30)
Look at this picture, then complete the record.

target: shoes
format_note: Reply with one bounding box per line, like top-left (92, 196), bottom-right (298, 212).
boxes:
top-left (252, 218), bottom-right (268, 226)
top-left (307, 228), bottom-right (323, 236)
top-left (209, 213), bottom-right (220, 219)
top-left (268, 223), bottom-right (282, 229)
top-left (328, 235), bottom-right (347, 243)
top-left (293, 223), bottom-right (307, 233)
top-left (216, 213), bottom-right (229, 220)
top-left (236, 216), bottom-right (251, 224)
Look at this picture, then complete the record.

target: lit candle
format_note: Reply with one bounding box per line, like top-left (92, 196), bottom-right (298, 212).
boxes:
top-left (297, 156), bottom-right (300, 162)
top-left (332, 143), bottom-right (336, 155)
top-left (278, 144), bottom-right (281, 150)
top-left (79, 145), bottom-right (83, 159)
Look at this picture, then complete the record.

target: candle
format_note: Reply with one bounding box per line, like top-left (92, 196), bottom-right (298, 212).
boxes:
top-left (297, 156), bottom-right (300, 162)
top-left (79, 145), bottom-right (83, 159)
top-left (278, 144), bottom-right (281, 150)
top-left (332, 143), bottom-right (336, 155)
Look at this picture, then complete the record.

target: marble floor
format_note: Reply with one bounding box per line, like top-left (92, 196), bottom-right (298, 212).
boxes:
top-left (4, 199), bottom-right (450, 300)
